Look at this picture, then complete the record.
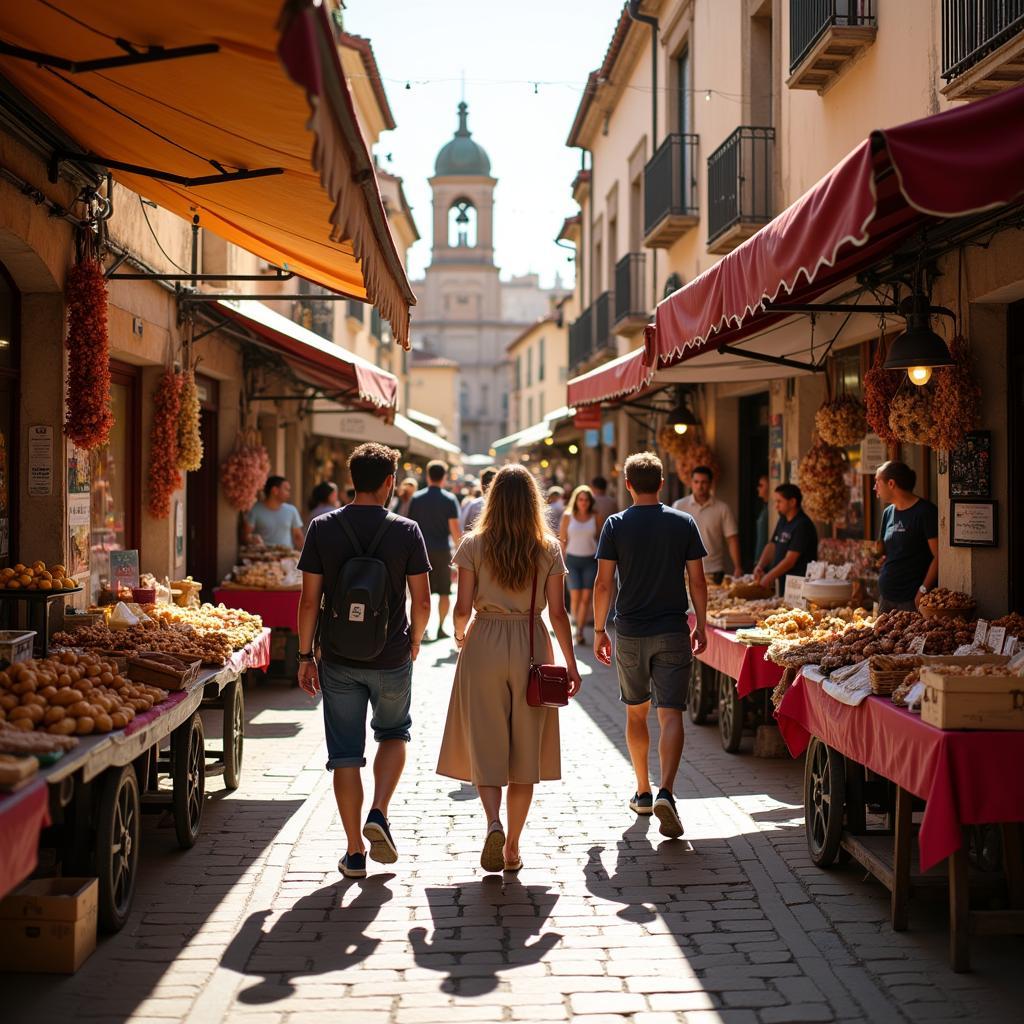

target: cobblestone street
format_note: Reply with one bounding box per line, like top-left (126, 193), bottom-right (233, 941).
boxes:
top-left (12, 636), bottom-right (1024, 1024)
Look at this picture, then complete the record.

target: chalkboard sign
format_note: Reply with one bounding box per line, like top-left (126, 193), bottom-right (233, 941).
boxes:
top-left (949, 430), bottom-right (991, 498)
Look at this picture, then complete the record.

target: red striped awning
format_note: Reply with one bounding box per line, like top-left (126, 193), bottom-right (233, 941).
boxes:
top-left (568, 85), bottom-right (1024, 408)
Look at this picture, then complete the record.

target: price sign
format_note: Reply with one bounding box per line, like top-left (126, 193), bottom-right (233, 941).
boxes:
top-left (783, 575), bottom-right (804, 608)
top-left (986, 626), bottom-right (1007, 655)
top-left (1005, 636), bottom-right (1019, 656)
top-left (973, 620), bottom-right (990, 647)
top-left (908, 636), bottom-right (927, 654)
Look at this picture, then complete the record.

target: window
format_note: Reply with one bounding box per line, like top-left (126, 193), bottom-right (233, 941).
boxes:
top-left (459, 382), bottom-right (470, 417)
top-left (448, 199), bottom-right (477, 247)
top-left (527, 396), bottom-right (534, 426)
top-left (831, 346), bottom-right (867, 540)
top-left (514, 355), bottom-right (521, 390)
top-left (538, 337), bottom-right (545, 381)
top-left (527, 347), bottom-right (533, 387)
top-left (480, 385), bottom-right (489, 415)
top-left (676, 47), bottom-right (691, 136)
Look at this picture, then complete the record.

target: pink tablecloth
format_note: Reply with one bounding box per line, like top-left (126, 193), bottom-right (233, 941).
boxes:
top-left (0, 778), bottom-right (50, 900)
top-left (777, 671), bottom-right (1024, 872)
top-left (212, 588), bottom-right (300, 630)
top-left (689, 615), bottom-right (783, 697)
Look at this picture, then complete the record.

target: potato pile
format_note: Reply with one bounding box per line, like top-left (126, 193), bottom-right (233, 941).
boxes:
top-left (147, 603), bottom-right (263, 649)
top-left (52, 619), bottom-right (232, 665)
top-left (0, 652), bottom-right (169, 735)
top-left (0, 561), bottom-right (77, 592)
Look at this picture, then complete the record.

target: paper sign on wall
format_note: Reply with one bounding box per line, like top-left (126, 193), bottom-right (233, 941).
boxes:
top-left (28, 425), bottom-right (53, 497)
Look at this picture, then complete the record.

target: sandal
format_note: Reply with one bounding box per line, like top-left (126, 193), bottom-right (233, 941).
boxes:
top-left (481, 820), bottom-right (505, 873)
top-left (503, 856), bottom-right (523, 872)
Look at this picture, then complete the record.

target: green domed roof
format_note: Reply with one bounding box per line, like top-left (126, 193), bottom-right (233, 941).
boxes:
top-left (434, 102), bottom-right (491, 177)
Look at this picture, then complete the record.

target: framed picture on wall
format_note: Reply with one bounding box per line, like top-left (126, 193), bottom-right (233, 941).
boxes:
top-left (949, 430), bottom-right (992, 498)
top-left (950, 499), bottom-right (998, 547)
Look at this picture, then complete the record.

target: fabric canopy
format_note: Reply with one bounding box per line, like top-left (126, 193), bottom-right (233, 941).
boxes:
top-left (568, 85), bottom-right (1024, 407)
top-left (215, 299), bottom-right (397, 413)
top-left (393, 412), bottom-right (461, 458)
top-left (0, 0), bottom-right (414, 345)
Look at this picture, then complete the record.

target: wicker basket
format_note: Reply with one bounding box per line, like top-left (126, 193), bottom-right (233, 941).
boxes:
top-left (128, 651), bottom-right (201, 690)
top-left (920, 603), bottom-right (975, 621)
top-left (868, 655), bottom-right (924, 695)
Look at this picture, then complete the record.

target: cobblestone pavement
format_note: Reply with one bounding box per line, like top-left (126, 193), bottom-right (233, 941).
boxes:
top-left (11, 634), bottom-right (1024, 1024)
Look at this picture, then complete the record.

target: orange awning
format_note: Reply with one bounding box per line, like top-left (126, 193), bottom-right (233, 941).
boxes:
top-left (0, 0), bottom-right (415, 345)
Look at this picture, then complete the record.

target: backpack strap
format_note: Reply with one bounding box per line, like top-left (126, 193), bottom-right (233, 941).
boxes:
top-left (365, 511), bottom-right (398, 557)
top-left (336, 511), bottom-right (365, 556)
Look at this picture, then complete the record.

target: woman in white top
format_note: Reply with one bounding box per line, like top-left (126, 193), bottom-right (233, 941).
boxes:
top-left (558, 485), bottom-right (603, 646)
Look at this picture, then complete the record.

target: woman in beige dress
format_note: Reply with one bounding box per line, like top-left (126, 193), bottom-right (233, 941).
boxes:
top-left (437, 465), bottom-right (582, 873)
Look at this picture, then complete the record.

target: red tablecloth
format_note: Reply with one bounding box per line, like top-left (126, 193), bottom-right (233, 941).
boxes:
top-left (244, 627), bottom-right (272, 671)
top-left (777, 670), bottom-right (1024, 872)
top-left (212, 588), bottom-right (300, 630)
top-left (689, 615), bottom-right (784, 697)
top-left (0, 778), bottom-right (50, 900)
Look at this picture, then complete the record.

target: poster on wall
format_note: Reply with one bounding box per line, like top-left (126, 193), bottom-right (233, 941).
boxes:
top-left (950, 499), bottom-right (998, 547)
top-left (110, 549), bottom-right (140, 591)
top-left (66, 440), bottom-right (91, 495)
top-left (949, 431), bottom-right (992, 498)
top-left (67, 494), bottom-right (90, 578)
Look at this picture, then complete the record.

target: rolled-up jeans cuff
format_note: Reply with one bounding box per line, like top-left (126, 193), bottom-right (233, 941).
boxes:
top-left (326, 756), bottom-right (366, 770)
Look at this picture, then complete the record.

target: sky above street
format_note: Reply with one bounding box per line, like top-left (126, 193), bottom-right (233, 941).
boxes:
top-left (343, 0), bottom-right (626, 288)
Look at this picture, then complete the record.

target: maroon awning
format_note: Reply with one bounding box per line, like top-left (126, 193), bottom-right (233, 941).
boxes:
top-left (568, 85), bottom-right (1024, 407)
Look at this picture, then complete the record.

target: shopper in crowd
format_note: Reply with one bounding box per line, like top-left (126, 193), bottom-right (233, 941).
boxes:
top-left (243, 475), bottom-right (305, 550)
top-left (672, 466), bottom-right (742, 583)
top-left (408, 460), bottom-right (463, 641)
top-left (590, 475), bottom-right (618, 521)
top-left (437, 464), bottom-right (581, 872)
top-left (558, 485), bottom-right (603, 646)
top-left (874, 460), bottom-right (939, 612)
top-left (343, 487), bottom-right (357, 505)
top-left (754, 474), bottom-right (770, 569)
top-left (593, 452), bottom-right (708, 838)
top-left (390, 477), bottom-right (418, 518)
top-left (307, 481), bottom-right (341, 529)
top-left (461, 466), bottom-right (498, 532)
top-left (753, 483), bottom-right (818, 591)
top-left (297, 443), bottom-right (431, 879)
top-left (545, 486), bottom-right (566, 530)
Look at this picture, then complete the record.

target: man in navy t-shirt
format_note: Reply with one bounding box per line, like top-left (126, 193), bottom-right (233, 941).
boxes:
top-left (874, 460), bottom-right (939, 612)
top-left (754, 483), bottom-right (818, 592)
top-left (593, 451), bottom-right (708, 840)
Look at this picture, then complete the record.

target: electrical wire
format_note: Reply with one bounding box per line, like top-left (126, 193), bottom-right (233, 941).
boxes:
top-left (138, 195), bottom-right (190, 274)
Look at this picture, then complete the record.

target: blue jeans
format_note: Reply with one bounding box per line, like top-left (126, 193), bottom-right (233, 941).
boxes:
top-left (318, 658), bottom-right (413, 769)
top-left (565, 553), bottom-right (598, 590)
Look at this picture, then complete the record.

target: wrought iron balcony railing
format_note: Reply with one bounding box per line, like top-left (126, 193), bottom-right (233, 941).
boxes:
top-left (707, 126), bottom-right (775, 251)
top-left (643, 133), bottom-right (699, 247)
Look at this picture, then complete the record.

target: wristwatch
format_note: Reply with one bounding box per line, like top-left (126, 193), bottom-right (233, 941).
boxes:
top-left (594, 627), bottom-right (607, 633)
top-left (918, 585), bottom-right (929, 595)
top-left (298, 651), bottom-right (314, 663)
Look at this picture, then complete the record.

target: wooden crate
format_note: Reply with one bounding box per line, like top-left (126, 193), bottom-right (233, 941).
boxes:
top-left (921, 660), bottom-right (1024, 730)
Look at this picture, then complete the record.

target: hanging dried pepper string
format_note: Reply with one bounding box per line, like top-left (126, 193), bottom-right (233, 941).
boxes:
top-left (147, 368), bottom-right (182, 519)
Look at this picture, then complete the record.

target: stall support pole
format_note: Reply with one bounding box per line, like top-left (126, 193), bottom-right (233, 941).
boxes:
top-left (949, 839), bottom-right (971, 972)
top-left (891, 786), bottom-right (913, 931)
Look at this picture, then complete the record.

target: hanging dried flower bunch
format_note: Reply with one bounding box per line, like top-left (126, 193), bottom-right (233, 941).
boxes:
top-left (147, 369), bottom-right (182, 519)
top-left (930, 334), bottom-right (980, 451)
top-left (888, 384), bottom-right (939, 447)
top-left (863, 338), bottom-right (901, 445)
top-left (220, 431), bottom-right (271, 512)
top-left (176, 368), bottom-right (204, 471)
top-left (657, 427), bottom-right (720, 483)
top-left (64, 256), bottom-right (115, 450)
top-left (798, 440), bottom-right (847, 522)
top-left (814, 394), bottom-right (868, 447)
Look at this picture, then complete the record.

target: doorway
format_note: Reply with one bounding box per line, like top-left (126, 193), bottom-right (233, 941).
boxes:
top-left (186, 376), bottom-right (219, 599)
top-left (1009, 301), bottom-right (1023, 612)
top-left (738, 392), bottom-right (769, 570)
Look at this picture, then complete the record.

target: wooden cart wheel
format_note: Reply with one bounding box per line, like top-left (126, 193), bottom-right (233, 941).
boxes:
top-left (688, 660), bottom-right (711, 725)
top-left (718, 672), bottom-right (744, 753)
top-left (805, 737), bottom-right (846, 867)
top-left (96, 764), bottom-right (140, 933)
top-left (223, 679), bottom-right (244, 791)
top-left (172, 713), bottom-right (206, 849)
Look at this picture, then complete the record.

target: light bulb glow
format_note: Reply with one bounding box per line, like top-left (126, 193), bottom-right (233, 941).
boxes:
top-left (540, 459), bottom-right (550, 468)
top-left (907, 365), bottom-right (932, 386)
top-left (673, 422), bottom-right (688, 435)
top-left (544, 436), bottom-right (554, 445)
top-left (568, 444), bottom-right (579, 455)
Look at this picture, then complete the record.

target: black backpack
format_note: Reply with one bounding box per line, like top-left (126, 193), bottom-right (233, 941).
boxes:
top-left (319, 511), bottom-right (397, 662)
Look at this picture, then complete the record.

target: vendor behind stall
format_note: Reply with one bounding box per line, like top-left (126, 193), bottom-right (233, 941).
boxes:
top-left (753, 483), bottom-right (818, 593)
top-left (244, 476), bottom-right (305, 550)
top-left (874, 460), bottom-right (938, 612)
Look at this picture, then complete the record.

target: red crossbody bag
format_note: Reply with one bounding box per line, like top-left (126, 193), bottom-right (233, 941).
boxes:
top-left (525, 565), bottom-right (570, 708)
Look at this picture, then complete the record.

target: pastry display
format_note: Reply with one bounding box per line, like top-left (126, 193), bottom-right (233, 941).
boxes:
top-left (0, 721), bottom-right (80, 754)
top-left (146, 603), bottom-right (264, 649)
top-left (0, 562), bottom-right (78, 592)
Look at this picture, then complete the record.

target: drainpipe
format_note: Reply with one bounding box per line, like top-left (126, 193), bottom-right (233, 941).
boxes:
top-left (628, 0), bottom-right (659, 314)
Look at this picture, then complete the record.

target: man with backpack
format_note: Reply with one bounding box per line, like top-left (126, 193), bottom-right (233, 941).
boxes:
top-left (297, 443), bottom-right (431, 878)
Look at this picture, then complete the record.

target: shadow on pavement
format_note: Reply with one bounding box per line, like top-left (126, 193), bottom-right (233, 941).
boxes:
top-left (222, 875), bottom-right (395, 1003)
top-left (408, 875), bottom-right (561, 995)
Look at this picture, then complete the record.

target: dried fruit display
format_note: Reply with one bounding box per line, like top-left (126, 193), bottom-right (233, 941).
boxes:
top-left (814, 395), bottom-right (868, 447)
top-left (176, 368), bottom-right (203, 471)
top-left (64, 257), bottom-right (114, 450)
top-left (798, 440), bottom-right (847, 522)
top-left (888, 385), bottom-right (939, 446)
top-left (930, 335), bottom-right (980, 451)
top-left (993, 612), bottom-right (1024, 635)
top-left (220, 433), bottom-right (272, 512)
top-left (146, 603), bottom-right (264, 649)
top-left (53, 619), bottom-right (233, 666)
top-left (147, 369), bottom-right (182, 519)
top-left (863, 339), bottom-right (901, 445)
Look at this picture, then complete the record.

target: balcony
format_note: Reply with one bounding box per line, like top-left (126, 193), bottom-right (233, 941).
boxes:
top-left (346, 298), bottom-right (365, 324)
top-left (787, 1), bottom-right (877, 92)
top-left (942, 0), bottom-right (1024, 99)
top-left (614, 253), bottom-right (649, 334)
top-left (568, 305), bottom-right (594, 373)
top-left (370, 307), bottom-right (384, 341)
top-left (594, 290), bottom-right (615, 355)
top-left (707, 126), bottom-right (775, 254)
top-left (643, 133), bottom-right (699, 248)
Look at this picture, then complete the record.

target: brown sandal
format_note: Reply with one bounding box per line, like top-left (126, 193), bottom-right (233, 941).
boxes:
top-left (481, 820), bottom-right (505, 873)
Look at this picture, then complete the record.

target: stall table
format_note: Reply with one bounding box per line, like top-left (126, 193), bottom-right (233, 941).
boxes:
top-left (777, 668), bottom-right (1024, 970)
top-left (0, 778), bottom-right (50, 900)
top-left (688, 613), bottom-right (785, 751)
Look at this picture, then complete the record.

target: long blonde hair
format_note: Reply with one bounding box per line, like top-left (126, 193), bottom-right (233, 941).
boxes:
top-left (475, 465), bottom-right (554, 591)
top-left (567, 484), bottom-right (596, 517)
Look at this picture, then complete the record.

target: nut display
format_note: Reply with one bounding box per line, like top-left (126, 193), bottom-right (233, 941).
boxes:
top-left (146, 603), bottom-right (264, 650)
top-left (52, 620), bottom-right (233, 666)
top-left (0, 562), bottom-right (77, 592)
top-left (0, 652), bottom-right (169, 735)
top-left (918, 588), bottom-right (974, 612)
top-left (228, 562), bottom-right (299, 589)
top-left (993, 612), bottom-right (1024, 635)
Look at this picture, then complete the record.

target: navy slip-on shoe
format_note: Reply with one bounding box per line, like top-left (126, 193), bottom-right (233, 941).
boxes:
top-left (338, 852), bottom-right (367, 878)
top-left (653, 788), bottom-right (684, 838)
top-left (629, 791), bottom-right (654, 815)
top-left (363, 809), bottom-right (398, 864)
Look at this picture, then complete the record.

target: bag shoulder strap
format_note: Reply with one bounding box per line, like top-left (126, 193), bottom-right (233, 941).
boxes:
top-left (529, 561), bottom-right (539, 667)
top-left (365, 511), bottom-right (398, 558)
top-left (337, 511), bottom-right (364, 556)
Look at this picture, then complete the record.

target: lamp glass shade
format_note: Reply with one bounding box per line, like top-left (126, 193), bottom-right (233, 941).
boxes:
top-left (883, 323), bottom-right (954, 370)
